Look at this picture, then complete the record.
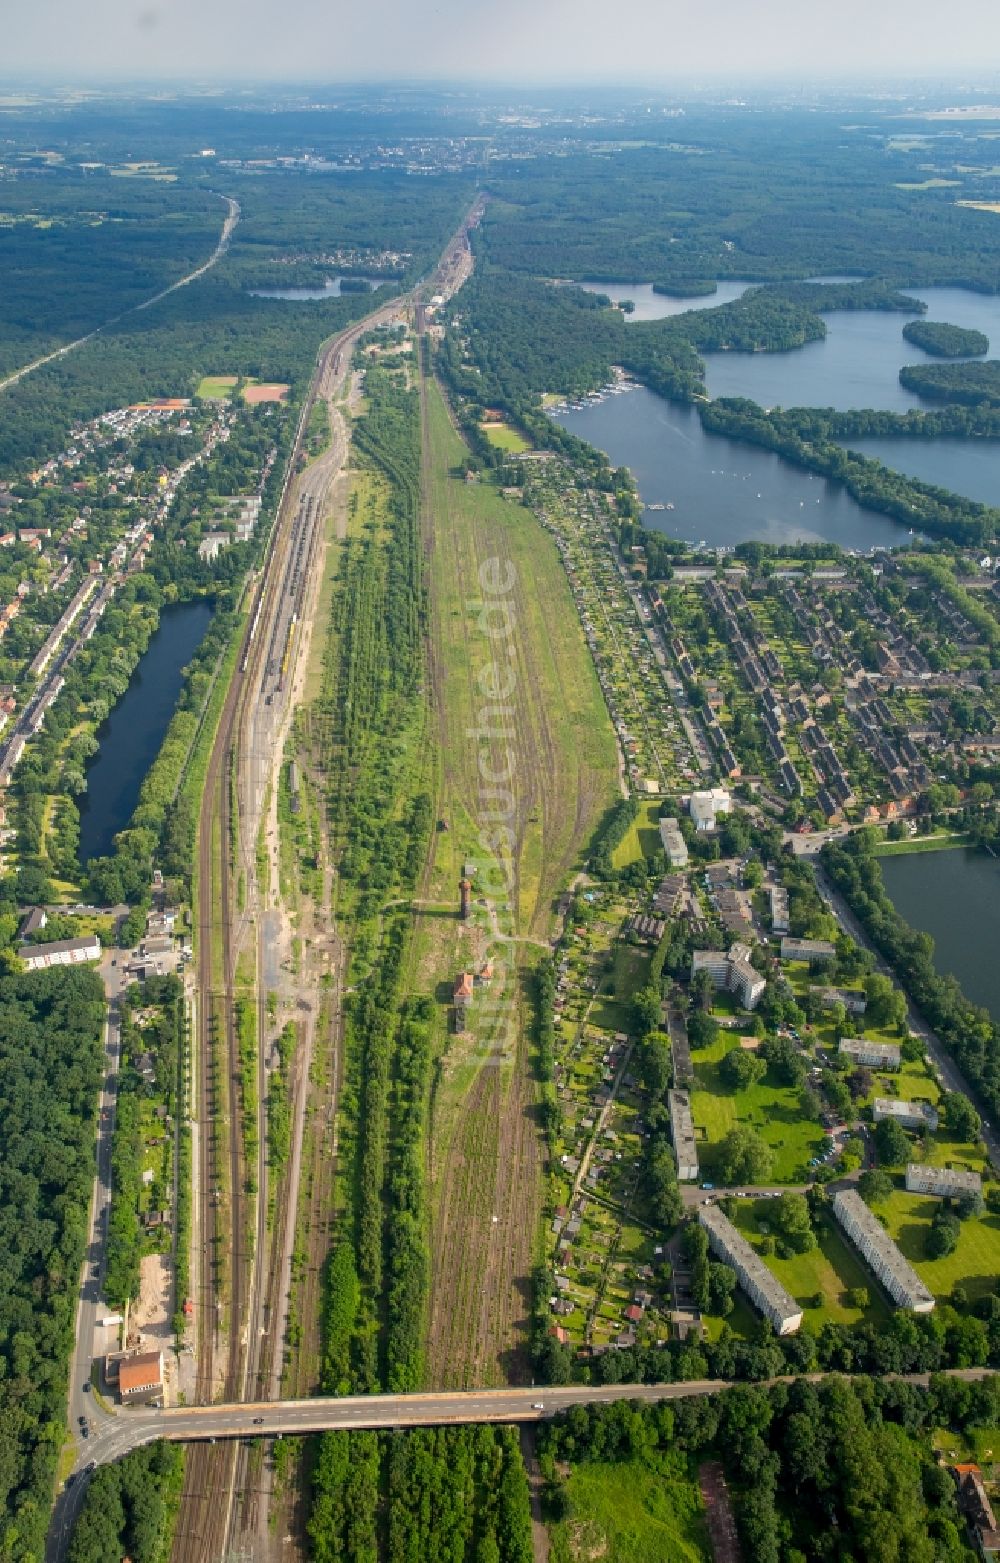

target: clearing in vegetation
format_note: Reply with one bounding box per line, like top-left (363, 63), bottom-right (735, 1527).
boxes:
top-left (548, 1452), bottom-right (711, 1563)
top-left (480, 419), bottom-right (531, 452)
top-left (195, 374), bottom-right (238, 399)
top-left (417, 370), bottom-right (618, 1386)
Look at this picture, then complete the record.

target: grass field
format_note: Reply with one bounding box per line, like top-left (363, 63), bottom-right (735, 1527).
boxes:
top-left (689, 1034), bottom-right (825, 1184)
top-left (874, 1190), bottom-right (1000, 1301)
top-left (195, 374), bottom-right (238, 400)
top-left (611, 799), bottom-right (662, 870)
top-left (480, 420), bottom-right (531, 453)
top-left (549, 1454), bottom-right (710, 1563)
top-left (418, 371), bottom-right (620, 1387)
top-left (731, 1202), bottom-right (891, 1327)
top-left (872, 834), bottom-right (970, 857)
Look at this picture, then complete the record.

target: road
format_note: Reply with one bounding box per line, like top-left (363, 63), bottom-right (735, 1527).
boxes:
top-left (0, 195), bottom-right (240, 396)
top-left (58, 1368), bottom-right (999, 1478)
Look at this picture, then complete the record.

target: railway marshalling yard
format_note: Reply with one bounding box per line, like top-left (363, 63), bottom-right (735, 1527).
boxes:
top-left (47, 199), bottom-right (1000, 1563)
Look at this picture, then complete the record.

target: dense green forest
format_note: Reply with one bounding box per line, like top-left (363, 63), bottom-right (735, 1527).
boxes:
top-left (480, 116), bottom-right (1000, 289)
top-left (903, 320), bottom-right (989, 357)
top-left (540, 1374), bottom-right (1000, 1563)
top-left (0, 174), bottom-right (224, 378)
top-left (0, 966), bottom-right (106, 1559)
top-left (68, 1441), bottom-right (184, 1563)
top-left (900, 359), bottom-right (1000, 406)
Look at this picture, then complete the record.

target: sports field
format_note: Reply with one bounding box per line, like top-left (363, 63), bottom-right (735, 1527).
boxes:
top-left (480, 420), bottom-right (530, 452)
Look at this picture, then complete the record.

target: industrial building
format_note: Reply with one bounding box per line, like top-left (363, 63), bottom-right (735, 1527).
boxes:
top-left (658, 815), bottom-right (689, 868)
top-left (691, 944), bottom-right (766, 1011)
top-left (699, 1204), bottom-right (803, 1334)
top-left (668, 1089), bottom-right (699, 1182)
top-left (832, 1189), bottom-right (935, 1313)
top-left (873, 1097), bottom-right (939, 1132)
top-left (905, 1164), bottom-right (982, 1200)
top-left (838, 1037), bottom-right (900, 1070)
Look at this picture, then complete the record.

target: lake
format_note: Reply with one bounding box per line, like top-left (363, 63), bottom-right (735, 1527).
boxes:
top-left (703, 285), bottom-right (1000, 413)
top-left (249, 274), bottom-right (387, 301)
top-left (576, 278), bottom-right (751, 322)
top-left (78, 599), bottom-right (214, 863)
top-left (838, 434), bottom-right (1000, 509)
top-left (551, 386), bottom-right (910, 550)
top-left (880, 847), bottom-right (1000, 1023)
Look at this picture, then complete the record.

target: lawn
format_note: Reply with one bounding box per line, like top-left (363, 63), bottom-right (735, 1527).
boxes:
top-left (689, 1036), bottom-right (826, 1183)
top-left (195, 374), bottom-right (238, 399)
top-left (591, 944), bottom-right (649, 1033)
top-left (480, 420), bottom-right (530, 453)
top-left (549, 1453), bottom-right (711, 1563)
top-left (611, 800), bottom-right (663, 870)
top-left (731, 1203), bottom-right (890, 1327)
top-left (875, 1190), bottom-right (1000, 1301)
top-left (872, 833), bottom-right (970, 857)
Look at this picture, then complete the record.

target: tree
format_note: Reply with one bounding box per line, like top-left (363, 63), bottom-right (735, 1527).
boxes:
top-left (876, 1116), bottom-right (910, 1167)
top-left (721, 1047), bottom-right (766, 1090)
top-left (858, 1168), bottom-right (893, 1205)
top-left (846, 1286), bottom-right (869, 1309)
top-left (863, 973), bottom-right (907, 1032)
top-left (942, 1091), bottom-right (981, 1144)
top-left (927, 1208), bottom-right (961, 1259)
top-left (762, 1034), bottom-right (806, 1087)
top-left (774, 1192), bottom-right (816, 1254)
top-left (688, 1010), bottom-right (720, 1050)
top-left (719, 1126), bottom-right (772, 1186)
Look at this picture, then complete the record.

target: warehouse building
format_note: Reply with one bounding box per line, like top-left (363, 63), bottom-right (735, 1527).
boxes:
top-left (905, 1165), bottom-right (982, 1200)
top-left (838, 1038), bottom-right (900, 1070)
top-left (833, 1189), bottom-right (935, 1313)
top-left (699, 1204), bottom-right (802, 1334)
top-left (873, 1097), bottom-right (939, 1133)
top-left (668, 1089), bottom-right (699, 1182)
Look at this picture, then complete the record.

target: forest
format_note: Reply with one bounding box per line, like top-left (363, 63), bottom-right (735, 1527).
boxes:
top-left (67, 1440), bottom-right (184, 1563)
top-left (479, 112), bottom-right (1000, 290)
top-left (0, 966), bottom-right (106, 1559)
top-left (902, 320), bottom-right (990, 357)
top-left (539, 1373), bottom-right (1000, 1563)
top-left (900, 359), bottom-right (1000, 406)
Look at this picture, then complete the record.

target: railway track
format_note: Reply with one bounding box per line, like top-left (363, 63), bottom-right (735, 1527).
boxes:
top-left (170, 200), bottom-right (485, 1562)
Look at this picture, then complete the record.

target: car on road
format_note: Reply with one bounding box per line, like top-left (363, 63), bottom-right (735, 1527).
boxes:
top-left (532, 1403), bottom-right (544, 1410)
top-left (82, 1381), bottom-right (90, 1393)
top-left (700, 1181), bottom-right (714, 1190)
top-left (253, 1417), bottom-right (264, 1424)
top-left (80, 1425), bottom-right (89, 1439)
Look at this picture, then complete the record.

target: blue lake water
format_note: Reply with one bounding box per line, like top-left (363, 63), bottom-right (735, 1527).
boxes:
top-left (703, 285), bottom-right (1000, 413)
top-left (552, 387), bottom-right (910, 551)
top-left (78, 599), bottom-right (214, 863)
top-left (880, 848), bottom-right (1000, 1023)
top-left (576, 278), bottom-right (751, 322)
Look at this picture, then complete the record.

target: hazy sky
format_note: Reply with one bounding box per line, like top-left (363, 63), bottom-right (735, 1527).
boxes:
top-left (7, 0), bottom-right (1000, 84)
